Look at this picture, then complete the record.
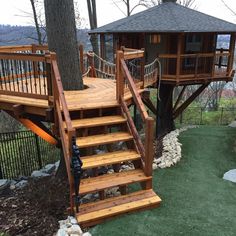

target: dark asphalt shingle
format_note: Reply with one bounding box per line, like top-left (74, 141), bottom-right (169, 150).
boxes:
top-left (90, 2), bottom-right (236, 33)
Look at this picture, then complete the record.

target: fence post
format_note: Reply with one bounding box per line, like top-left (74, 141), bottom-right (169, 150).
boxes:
top-left (0, 163), bottom-right (3, 179)
top-left (200, 107), bottom-right (203, 125)
top-left (220, 107), bottom-right (224, 125)
top-left (34, 134), bottom-right (42, 169)
top-left (79, 44), bottom-right (84, 74)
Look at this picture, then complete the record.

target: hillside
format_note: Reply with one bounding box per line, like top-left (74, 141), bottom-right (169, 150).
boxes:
top-left (0, 24), bottom-right (91, 49)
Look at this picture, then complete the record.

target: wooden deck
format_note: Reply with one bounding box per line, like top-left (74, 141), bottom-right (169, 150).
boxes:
top-left (0, 77), bottom-right (149, 114)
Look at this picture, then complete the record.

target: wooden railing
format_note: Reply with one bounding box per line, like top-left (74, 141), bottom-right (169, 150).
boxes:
top-left (0, 52), bottom-right (50, 99)
top-left (159, 50), bottom-right (232, 83)
top-left (116, 50), bottom-right (154, 177)
top-left (0, 44), bottom-right (48, 54)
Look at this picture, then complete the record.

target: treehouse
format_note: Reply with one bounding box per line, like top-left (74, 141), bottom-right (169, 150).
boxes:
top-left (90, 1), bottom-right (236, 86)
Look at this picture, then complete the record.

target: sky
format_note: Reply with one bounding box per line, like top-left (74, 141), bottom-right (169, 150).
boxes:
top-left (0, 0), bottom-right (236, 28)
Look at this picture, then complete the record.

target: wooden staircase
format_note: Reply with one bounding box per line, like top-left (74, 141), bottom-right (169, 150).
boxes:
top-left (67, 105), bottom-right (161, 227)
top-left (0, 46), bottom-right (161, 228)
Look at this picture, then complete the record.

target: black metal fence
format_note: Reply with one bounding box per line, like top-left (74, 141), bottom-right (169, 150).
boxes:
top-left (175, 107), bottom-right (236, 126)
top-left (0, 131), bottom-right (61, 179)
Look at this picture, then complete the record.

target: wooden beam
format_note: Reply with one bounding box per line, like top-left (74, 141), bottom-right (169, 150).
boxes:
top-left (12, 104), bottom-right (25, 117)
top-left (173, 83), bottom-right (210, 119)
top-left (100, 34), bottom-right (105, 59)
top-left (79, 44), bottom-right (84, 74)
top-left (176, 34), bottom-right (183, 83)
top-left (227, 33), bottom-right (236, 75)
top-left (173, 86), bottom-right (186, 111)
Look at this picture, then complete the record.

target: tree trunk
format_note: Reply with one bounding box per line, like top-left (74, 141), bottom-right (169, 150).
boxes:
top-left (156, 84), bottom-right (175, 137)
top-left (44, 0), bottom-right (83, 90)
top-left (87, 0), bottom-right (99, 56)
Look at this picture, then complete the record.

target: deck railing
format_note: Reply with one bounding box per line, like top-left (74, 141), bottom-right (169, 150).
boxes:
top-left (0, 52), bottom-right (51, 99)
top-left (159, 50), bottom-right (233, 83)
top-left (116, 49), bottom-right (154, 177)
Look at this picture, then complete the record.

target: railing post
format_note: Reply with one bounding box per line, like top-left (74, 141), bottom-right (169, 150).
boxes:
top-left (79, 44), bottom-right (84, 74)
top-left (144, 117), bottom-right (154, 177)
top-left (176, 34), bottom-right (182, 83)
top-left (87, 52), bottom-right (96, 77)
top-left (141, 48), bottom-right (145, 89)
top-left (116, 50), bottom-right (124, 101)
top-left (195, 55), bottom-right (199, 78)
top-left (227, 33), bottom-right (236, 75)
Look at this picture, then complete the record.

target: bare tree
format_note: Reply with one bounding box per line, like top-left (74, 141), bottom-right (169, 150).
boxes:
top-left (87, 0), bottom-right (99, 55)
top-left (113, 0), bottom-right (196, 16)
top-left (29, 0), bottom-right (42, 44)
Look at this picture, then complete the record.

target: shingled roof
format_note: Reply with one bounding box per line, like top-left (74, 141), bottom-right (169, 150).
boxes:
top-left (90, 2), bottom-right (236, 34)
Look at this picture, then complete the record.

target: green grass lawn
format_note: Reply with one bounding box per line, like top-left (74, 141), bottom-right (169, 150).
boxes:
top-left (90, 126), bottom-right (236, 236)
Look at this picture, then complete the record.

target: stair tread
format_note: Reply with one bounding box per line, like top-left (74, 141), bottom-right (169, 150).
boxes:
top-left (76, 131), bottom-right (133, 148)
top-left (69, 115), bottom-right (126, 129)
top-left (77, 189), bottom-right (161, 227)
top-left (79, 169), bottom-right (151, 195)
top-left (82, 150), bottom-right (140, 169)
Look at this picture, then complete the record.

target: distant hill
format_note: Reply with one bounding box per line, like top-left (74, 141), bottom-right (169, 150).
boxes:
top-left (0, 24), bottom-right (91, 50)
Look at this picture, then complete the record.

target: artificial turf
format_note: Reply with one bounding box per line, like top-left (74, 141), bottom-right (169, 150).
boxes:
top-left (90, 126), bottom-right (236, 236)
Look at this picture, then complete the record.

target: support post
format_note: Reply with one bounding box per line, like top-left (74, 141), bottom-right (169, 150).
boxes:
top-left (173, 86), bottom-right (186, 112)
top-left (227, 33), bottom-right (236, 75)
top-left (173, 82), bottom-right (210, 119)
top-left (176, 34), bottom-right (183, 83)
top-left (79, 44), bottom-right (84, 74)
top-left (156, 84), bottom-right (175, 138)
top-left (116, 50), bottom-right (124, 101)
top-left (144, 117), bottom-right (154, 177)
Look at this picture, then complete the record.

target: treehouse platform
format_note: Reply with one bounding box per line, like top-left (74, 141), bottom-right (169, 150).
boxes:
top-left (0, 44), bottom-right (235, 227)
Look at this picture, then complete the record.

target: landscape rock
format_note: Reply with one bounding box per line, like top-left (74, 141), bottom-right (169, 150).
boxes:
top-left (57, 216), bottom-right (85, 236)
top-left (55, 161), bottom-right (60, 170)
top-left (83, 233), bottom-right (92, 236)
top-left (0, 179), bottom-right (10, 191)
top-left (42, 163), bottom-right (56, 174)
top-left (228, 121), bottom-right (236, 128)
top-left (223, 169), bottom-right (236, 183)
top-left (15, 180), bottom-right (28, 188)
top-left (154, 125), bottom-right (198, 169)
top-left (31, 170), bottom-right (50, 178)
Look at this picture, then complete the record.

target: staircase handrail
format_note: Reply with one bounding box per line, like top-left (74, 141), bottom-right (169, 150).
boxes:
top-left (116, 50), bottom-right (154, 177)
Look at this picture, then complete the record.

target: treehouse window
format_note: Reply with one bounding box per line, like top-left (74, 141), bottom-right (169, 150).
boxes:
top-left (150, 34), bottom-right (161, 44)
top-left (185, 34), bottom-right (203, 68)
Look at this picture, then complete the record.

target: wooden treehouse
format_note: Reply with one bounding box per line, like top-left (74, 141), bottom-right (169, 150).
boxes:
top-left (0, 44), bottom-right (161, 227)
top-left (90, 0), bottom-right (236, 134)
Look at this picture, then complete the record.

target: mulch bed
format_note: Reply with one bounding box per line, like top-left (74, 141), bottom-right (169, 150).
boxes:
top-left (0, 176), bottom-right (69, 236)
top-left (0, 137), bottom-right (164, 236)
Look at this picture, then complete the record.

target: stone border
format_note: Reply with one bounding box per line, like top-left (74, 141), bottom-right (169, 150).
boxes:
top-left (153, 126), bottom-right (198, 169)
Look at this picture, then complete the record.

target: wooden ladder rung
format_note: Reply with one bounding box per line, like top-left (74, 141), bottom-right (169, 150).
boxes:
top-left (76, 131), bottom-right (133, 148)
top-left (79, 169), bottom-right (151, 195)
top-left (81, 150), bottom-right (140, 169)
top-left (77, 189), bottom-right (161, 227)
